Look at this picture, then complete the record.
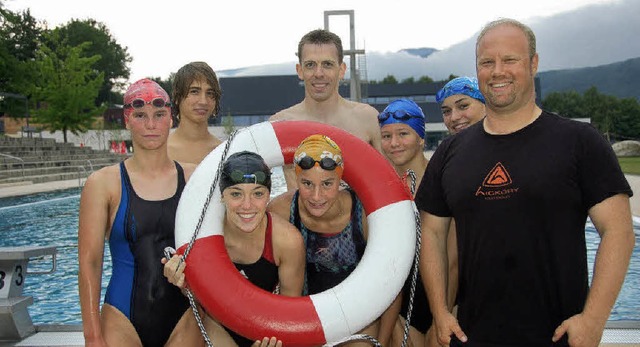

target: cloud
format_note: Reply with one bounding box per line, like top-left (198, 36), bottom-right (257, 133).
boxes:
top-left (219, 0), bottom-right (640, 82)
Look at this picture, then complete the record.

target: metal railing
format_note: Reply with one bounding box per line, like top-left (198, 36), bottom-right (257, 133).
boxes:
top-left (0, 153), bottom-right (25, 178)
top-left (76, 165), bottom-right (87, 188)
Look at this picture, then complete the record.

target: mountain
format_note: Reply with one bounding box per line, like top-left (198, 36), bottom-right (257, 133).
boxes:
top-left (538, 57), bottom-right (640, 100)
top-left (399, 48), bottom-right (438, 59)
top-left (219, 0), bottom-right (640, 85)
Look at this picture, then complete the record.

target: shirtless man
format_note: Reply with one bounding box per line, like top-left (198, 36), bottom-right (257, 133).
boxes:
top-left (168, 61), bottom-right (223, 164)
top-left (78, 79), bottom-right (200, 346)
top-left (270, 29), bottom-right (381, 190)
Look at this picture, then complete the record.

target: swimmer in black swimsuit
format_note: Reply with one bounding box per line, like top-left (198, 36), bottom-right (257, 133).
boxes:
top-left (164, 151), bottom-right (305, 347)
top-left (267, 135), bottom-right (382, 347)
top-left (78, 78), bottom-right (202, 346)
top-left (376, 99), bottom-right (440, 347)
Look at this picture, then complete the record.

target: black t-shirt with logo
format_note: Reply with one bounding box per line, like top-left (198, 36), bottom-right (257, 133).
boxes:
top-left (415, 111), bottom-right (632, 346)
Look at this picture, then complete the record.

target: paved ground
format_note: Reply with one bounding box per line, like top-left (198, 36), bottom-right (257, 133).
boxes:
top-left (0, 179), bottom-right (84, 199)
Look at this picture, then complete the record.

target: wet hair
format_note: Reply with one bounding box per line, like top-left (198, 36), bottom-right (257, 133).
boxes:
top-left (476, 18), bottom-right (537, 60)
top-left (219, 151), bottom-right (271, 192)
top-left (171, 61), bottom-right (222, 119)
top-left (297, 29), bottom-right (344, 64)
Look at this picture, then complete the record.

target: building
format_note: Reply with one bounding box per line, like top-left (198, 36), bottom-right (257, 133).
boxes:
top-left (218, 75), bottom-right (451, 149)
top-left (218, 75), bottom-right (543, 149)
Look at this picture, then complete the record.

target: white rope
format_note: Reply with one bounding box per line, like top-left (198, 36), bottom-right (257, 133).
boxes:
top-left (323, 334), bottom-right (382, 347)
top-left (181, 129), bottom-right (239, 347)
top-left (400, 169), bottom-right (422, 347)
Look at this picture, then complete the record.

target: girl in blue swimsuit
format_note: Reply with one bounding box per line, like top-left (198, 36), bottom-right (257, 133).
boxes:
top-left (79, 79), bottom-right (202, 346)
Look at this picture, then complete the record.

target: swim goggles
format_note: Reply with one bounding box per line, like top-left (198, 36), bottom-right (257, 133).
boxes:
top-left (377, 109), bottom-right (423, 123)
top-left (228, 170), bottom-right (268, 185)
top-left (295, 156), bottom-right (340, 171)
top-left (124, 97), bottom-right (171, 109)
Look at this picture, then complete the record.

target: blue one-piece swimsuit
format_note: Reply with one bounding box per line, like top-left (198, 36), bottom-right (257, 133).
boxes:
top-left (104, 161), bottom-right (189, 346)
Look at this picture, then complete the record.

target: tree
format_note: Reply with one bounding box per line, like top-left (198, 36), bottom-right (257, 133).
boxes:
top-left (0, 6), bottom-right (42, 110)
top-left (0, 7), bottom-right (43, 119)
top-left (614, 98), bottom-right (640, 140)
top-left (222, 112), bottom-right (235, 137)
top-left (418, 75), bottom-right (435, 83)
top-left (401, 77), bottom-right (415, 84)
top-left (51, 19), bottom-right (131, 106)
top-left (31, 37), bottom-right (105, 143)
top-left (543, 87), bottom-right (640, 141)
top-left (542, 90), bottom-right (587, 119)
top-left (381, 75), bottom-right (398, 84)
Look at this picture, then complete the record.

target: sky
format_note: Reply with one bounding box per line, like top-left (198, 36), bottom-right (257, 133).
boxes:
top-left (4, 0), bottom-right (618, 83)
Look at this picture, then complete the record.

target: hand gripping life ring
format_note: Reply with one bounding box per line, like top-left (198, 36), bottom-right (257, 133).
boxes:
top-left (174, 120), bottom-right (416, 346)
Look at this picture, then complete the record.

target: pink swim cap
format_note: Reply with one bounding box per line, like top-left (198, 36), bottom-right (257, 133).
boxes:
top-left (123, 78), bottom-right (170, 116)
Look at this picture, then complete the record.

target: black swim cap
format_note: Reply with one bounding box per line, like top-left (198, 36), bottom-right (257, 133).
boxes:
top-left (219, 151), bottom-right (272, 192)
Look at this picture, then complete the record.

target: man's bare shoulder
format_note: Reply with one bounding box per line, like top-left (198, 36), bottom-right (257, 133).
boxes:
top-left (270, 103), bottom-right (307, 121)
top-left (346, 100), bottom-right (380, 119)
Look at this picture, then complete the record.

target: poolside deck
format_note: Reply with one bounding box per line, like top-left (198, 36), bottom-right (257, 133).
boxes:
top-left (1, 323), bottom-right (638, 346)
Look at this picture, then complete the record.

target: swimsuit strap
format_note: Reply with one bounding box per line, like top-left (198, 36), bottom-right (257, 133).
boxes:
top-left (347, 188), bottom-right (366, 259)
top-left (261, 212), bottom-right (275, 263)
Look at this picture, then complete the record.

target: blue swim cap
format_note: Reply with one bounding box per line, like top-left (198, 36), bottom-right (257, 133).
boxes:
top-left (435, 76), bottom-right (485, 104)
top-left (378, 99), bottom-right (426, 139)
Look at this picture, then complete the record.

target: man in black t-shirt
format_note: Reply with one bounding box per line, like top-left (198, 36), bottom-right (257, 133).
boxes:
top-left (416, 18), bottom-right (635, 347)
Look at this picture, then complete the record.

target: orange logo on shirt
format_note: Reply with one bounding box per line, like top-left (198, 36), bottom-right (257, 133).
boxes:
top-left (475, 162), bottom-right (519, 200)
top-left (483, 162), bottom-right (512, 187)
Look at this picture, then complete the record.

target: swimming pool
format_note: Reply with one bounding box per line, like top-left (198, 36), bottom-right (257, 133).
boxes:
top-left (0, 168), bottom-right (638, 324)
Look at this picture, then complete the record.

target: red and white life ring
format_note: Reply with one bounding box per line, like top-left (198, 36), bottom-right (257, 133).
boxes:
top-left (174, 120), bottom-right (416, 346)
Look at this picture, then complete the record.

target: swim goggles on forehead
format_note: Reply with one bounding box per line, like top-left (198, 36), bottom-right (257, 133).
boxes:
top-left (228, 170), bottom-right (268, 185)
top-left (124, 98), bottom-right (171, 109)
top-left (377, 109), bottom-right (423, 123)
top-left (295, 156), bottom-right (340, 171)
top-left (436, 83), bottom-right (484, 103)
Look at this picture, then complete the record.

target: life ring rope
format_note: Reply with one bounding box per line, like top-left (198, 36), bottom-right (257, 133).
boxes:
top-left (180, 129), bottom-right (240, 347)
top-left (400, 169), bottom-right (422, 347)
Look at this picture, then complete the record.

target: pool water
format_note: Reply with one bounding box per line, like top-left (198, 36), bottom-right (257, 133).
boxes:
top-left (0, 169), bottom-right (638, 324)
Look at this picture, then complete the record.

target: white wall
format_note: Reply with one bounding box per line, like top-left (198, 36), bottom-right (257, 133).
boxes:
top-left (25, 126), bottom-right (231, 151)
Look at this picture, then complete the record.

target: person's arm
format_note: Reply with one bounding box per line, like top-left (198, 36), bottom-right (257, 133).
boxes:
top-left (363, 106), bottom-right (383, 153)
top-left (282, 164), bottom-right (298, 191)
top-left (274, 220), bottom-right (305, 297)
top-left (446, 220), bottom-right (459, 312)
top-left (553, 193), bottom-right (634, 346)
top-left (77, 172), bottom-right (110, 347)
top-left (420, 211), bottom-right (467, 346)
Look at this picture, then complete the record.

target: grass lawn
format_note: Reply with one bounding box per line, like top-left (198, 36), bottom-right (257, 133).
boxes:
top-left (618, 157), bottom-right (640, 175)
